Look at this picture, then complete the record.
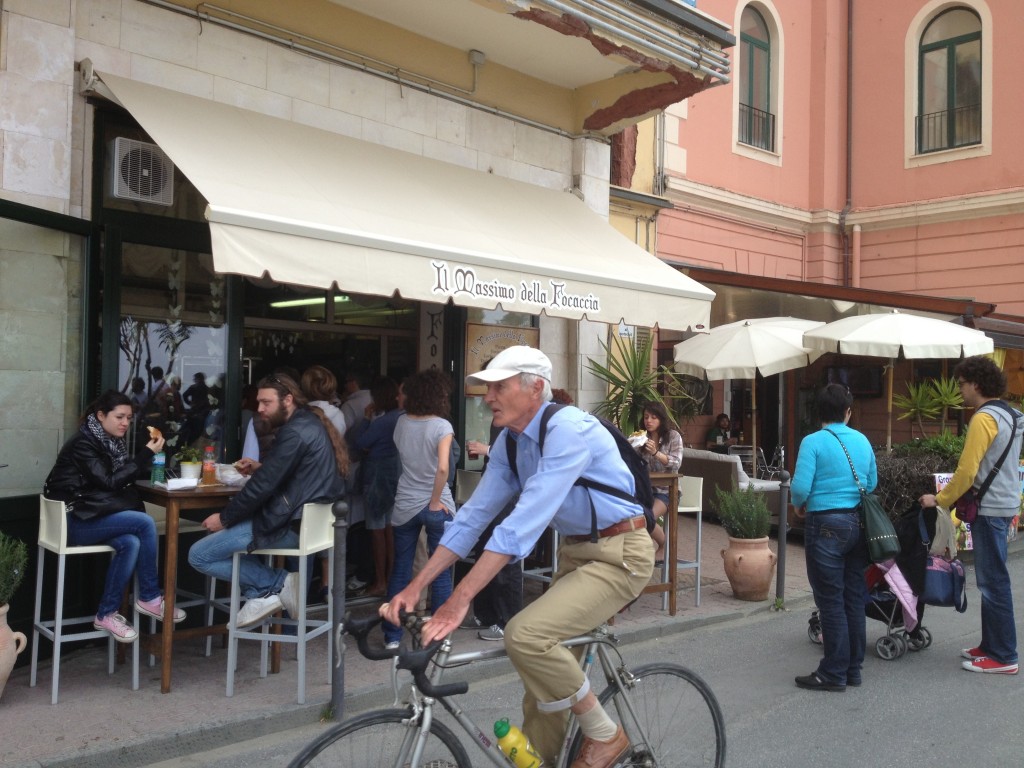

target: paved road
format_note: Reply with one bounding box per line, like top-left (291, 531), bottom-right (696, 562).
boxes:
top-left (146, 555), bottom-right (1024, 767)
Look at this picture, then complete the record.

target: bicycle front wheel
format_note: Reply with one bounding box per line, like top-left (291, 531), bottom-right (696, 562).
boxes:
top-left (288, 708), bottom-right (472, 768)
top-left (570, 663), bottom-right (726, 768)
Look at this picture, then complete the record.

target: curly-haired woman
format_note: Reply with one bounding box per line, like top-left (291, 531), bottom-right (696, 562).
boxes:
top-left (383, 369), bottom-right (456, 648)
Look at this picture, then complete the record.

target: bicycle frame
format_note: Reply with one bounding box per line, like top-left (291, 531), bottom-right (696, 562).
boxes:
top-left (393, 626), bottom-right (637, 768)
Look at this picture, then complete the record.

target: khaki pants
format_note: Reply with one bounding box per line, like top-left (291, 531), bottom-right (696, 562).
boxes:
top-left (505, 527), bottom-right (654, 762)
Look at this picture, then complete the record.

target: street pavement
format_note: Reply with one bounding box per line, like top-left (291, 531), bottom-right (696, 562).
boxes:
top-left (148, 550), bottom-right (1024, 768)
top-left (2, 515), bottom-right (1021, 768)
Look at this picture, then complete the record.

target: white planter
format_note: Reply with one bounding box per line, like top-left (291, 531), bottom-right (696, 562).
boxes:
top-left (179, 462), bottom-right (202, 480)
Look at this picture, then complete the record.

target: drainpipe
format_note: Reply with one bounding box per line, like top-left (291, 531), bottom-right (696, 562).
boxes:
top-left (850, 224), bottom-right (862, 287)
top-left (839, 0), bottom-right (854, 286)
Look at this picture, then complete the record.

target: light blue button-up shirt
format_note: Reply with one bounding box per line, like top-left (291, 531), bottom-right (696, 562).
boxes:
top-left (440, 404), bottom-right (642, 561)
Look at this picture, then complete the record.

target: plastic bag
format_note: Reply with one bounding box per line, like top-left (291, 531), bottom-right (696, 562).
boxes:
top-left (215, 463), bottom-right (249, 487)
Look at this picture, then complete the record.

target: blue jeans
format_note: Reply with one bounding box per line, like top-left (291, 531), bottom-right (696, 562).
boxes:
top-left (972, 515), bottom-right (1018, 664)
top-left (187, 520), bottom-right (296, 599)
top-left (384, 506), bottom-right (454, 643)
top-left (66, 510), bottom-right (160, 618)
top-left (804, 511), bottom-right (867, 685)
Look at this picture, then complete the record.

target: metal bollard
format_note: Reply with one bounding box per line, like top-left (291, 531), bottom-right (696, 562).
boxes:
top-left (330, 499), bottom-right (349, 718)
top-left (775, 471), bottom-right (791, 605)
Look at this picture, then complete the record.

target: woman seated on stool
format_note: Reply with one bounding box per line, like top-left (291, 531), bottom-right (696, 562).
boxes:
top-left (44, 389), bottom-right (185, 643)
top-left (636, 401), bottom-right (683, 563)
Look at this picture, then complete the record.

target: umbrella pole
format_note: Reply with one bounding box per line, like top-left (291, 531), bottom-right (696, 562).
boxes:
top-left (886, 360), bottom-right (894, 451)
top-left (751, 379), bottom-right (757, 466)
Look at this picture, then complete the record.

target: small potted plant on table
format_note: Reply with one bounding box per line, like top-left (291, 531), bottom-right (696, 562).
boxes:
top-left (174, 445), bottom-right (204, 480)
top-left (716, 484), bottom-right (776, 601)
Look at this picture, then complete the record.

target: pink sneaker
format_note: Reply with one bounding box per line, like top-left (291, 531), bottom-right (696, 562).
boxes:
top-left (93, 613), bottom-right (138, 643)
top-left (136, 596), bottom-right (186, 623)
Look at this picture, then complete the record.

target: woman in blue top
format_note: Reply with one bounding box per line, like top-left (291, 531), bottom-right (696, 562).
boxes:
top-left (791, 383), bottom-right (877, 692)
top-left (355, 376), bottom-right (404, 597)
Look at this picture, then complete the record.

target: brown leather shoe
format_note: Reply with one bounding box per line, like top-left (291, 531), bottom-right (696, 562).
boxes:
top-left (570, 725), bottom-right (629, 768)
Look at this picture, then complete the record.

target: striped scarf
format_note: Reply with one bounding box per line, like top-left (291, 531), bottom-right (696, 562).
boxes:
top-left (82, 414), bottom-right (129, 470)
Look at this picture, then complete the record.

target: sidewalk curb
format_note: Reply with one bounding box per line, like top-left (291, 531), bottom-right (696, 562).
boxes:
top-left (30, 593), bottom-right (816, 768)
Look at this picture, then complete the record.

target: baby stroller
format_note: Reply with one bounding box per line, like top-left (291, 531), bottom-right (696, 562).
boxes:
top-left (807, 504), bottom-right (937, 660)
top-left (806, 566), bottom-right (932, 660)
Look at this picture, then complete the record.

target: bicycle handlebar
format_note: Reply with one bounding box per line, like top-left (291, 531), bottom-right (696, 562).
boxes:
top-left (345, 613), bottom-right (396, 661)
top-left (397, 642), bottom-right (469, 699)
top-left (343, 612), bottom-right (469, 699)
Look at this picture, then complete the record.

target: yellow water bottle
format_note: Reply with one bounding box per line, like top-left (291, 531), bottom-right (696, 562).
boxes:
top-left (494, 718), bottom-right (543, 768)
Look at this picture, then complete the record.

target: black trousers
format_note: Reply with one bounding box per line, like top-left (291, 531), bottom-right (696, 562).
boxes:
top-left (456, 501), bottom-right (523, 628)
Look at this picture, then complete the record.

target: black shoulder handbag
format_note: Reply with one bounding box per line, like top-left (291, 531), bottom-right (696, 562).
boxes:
top-left (825, 429), bottom-right (900, 563)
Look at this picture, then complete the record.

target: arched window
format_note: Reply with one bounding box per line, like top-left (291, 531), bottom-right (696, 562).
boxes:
top-left (917, 7), bottom-right (981, 153)
top-left (739, 6), bottom-right (774, 151)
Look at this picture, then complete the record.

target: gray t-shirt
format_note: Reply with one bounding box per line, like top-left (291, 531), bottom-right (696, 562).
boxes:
top-left (392, 415), bottom-right (455, 526)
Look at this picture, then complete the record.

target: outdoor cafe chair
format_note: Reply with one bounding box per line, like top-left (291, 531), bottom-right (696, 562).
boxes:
top-left (676, 476), bottom-right (704, 607)
top-left (30, 497), bottom-right (140, 704)
top-left (225, 501), bottom-right (338, 704)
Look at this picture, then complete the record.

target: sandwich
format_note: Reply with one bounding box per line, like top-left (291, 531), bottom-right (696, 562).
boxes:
top-left (147, 425), bottom-right (162, 440)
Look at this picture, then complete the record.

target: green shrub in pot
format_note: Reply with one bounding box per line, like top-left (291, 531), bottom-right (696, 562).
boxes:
top-left (714, 484), bottom-right (771, 540)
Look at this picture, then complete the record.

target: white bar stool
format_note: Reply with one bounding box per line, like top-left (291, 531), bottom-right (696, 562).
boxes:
top-left (225, 501), bottom-right (335, 704)
top-left (30, 497), bottom-right (140, 704)
top-left (676, 476), bottom-right (704, 607)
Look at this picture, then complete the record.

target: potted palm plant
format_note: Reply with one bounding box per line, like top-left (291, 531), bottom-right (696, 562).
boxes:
top-left (715, 485), bottom-right (776, 601)
top-left (586, 334), bottom-right (689, 435)
top-left (0, 530), bottom-right (28, 700)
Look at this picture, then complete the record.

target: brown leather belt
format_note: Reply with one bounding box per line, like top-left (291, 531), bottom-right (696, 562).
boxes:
top-left (566, 515), bottom-right (646, 544)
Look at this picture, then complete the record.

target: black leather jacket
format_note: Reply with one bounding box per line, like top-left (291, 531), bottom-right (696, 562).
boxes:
top-left (44, 430), bottom-right (154, 520)
top-left (220, 408), bottom-right (345, 550)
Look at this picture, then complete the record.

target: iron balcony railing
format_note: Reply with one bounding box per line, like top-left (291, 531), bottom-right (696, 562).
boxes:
top-left (739, 103), bottom-right (775, 152)
top-left (916, 103), bottom-right (981, 154)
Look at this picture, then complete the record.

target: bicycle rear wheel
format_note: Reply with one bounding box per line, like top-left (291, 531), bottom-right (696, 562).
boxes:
top-left (570, 663), bottom-right (726, 767)
top-left (288, 708), bottom-right (472, 768)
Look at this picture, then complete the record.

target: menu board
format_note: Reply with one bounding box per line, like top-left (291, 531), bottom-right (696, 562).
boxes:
top-left (935, 467), bottom-right (1024, 551)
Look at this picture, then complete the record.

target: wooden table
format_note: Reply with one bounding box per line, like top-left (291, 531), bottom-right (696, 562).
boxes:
top-left (642, 472), bottom-right (682, 616)
top-left (136, 480), bottom-right (239, 693)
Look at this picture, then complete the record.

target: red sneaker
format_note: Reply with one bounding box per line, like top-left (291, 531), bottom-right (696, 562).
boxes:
top-left (961, 657), bottom-right (1018, 674)
top-left (960, 646), bottom-right (986, 661)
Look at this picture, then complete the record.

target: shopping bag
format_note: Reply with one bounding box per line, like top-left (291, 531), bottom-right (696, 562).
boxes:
top-left (859, 491), bottom-right (900, 563)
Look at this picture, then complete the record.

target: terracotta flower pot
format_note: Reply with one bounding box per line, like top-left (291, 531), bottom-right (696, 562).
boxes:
top-left (720, 536), bottom-right (777, 601)
top-left (0, 603), bottom-right (28, 701)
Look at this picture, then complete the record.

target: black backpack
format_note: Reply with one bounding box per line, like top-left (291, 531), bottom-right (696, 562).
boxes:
top-left (505, 403), bottom-right (656, 541)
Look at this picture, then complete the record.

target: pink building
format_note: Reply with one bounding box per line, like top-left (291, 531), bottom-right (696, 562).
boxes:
top-left (651, 0), bottom-right (1024, 452)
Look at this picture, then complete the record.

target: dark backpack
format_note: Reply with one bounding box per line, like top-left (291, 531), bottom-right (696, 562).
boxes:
top-left (505, 403), bottom-right (655, 541)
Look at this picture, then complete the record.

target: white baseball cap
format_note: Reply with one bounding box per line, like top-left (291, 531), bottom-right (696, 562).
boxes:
top-left (465, 346), bottom-right (552, 384)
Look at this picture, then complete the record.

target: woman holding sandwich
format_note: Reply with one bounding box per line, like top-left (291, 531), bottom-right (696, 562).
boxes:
top-left (44, 389), bottom-right (186, 643)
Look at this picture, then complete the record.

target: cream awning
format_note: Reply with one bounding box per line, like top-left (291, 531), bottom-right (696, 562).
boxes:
top-left (91, 69), bottom-right (713, 330)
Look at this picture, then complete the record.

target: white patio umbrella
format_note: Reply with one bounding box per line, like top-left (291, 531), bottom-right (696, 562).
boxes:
top-left (803, 309), bottom-right (994, 450)
top-left (674, 317), bottom-right (826, 458)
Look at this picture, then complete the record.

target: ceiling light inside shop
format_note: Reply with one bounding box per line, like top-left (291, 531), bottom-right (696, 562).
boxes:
top-left (270, 295), bottom-right (351, 308)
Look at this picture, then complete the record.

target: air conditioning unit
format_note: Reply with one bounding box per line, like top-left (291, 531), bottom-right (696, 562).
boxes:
top-left (110, 137), bottom-right (174, 206)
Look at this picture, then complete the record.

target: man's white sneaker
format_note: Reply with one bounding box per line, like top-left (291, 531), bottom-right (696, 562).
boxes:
top-left (236, 594), bottom-right (283, 627)
top-left (279, 572), bottom-right (301, 618)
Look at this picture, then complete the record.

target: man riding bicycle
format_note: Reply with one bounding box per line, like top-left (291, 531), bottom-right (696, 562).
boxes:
top-left (382, 346), bottom-right (654, 768)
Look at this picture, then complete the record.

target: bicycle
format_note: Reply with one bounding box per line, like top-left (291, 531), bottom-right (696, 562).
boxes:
top-left (288, 613), bottom-right (726, 767)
